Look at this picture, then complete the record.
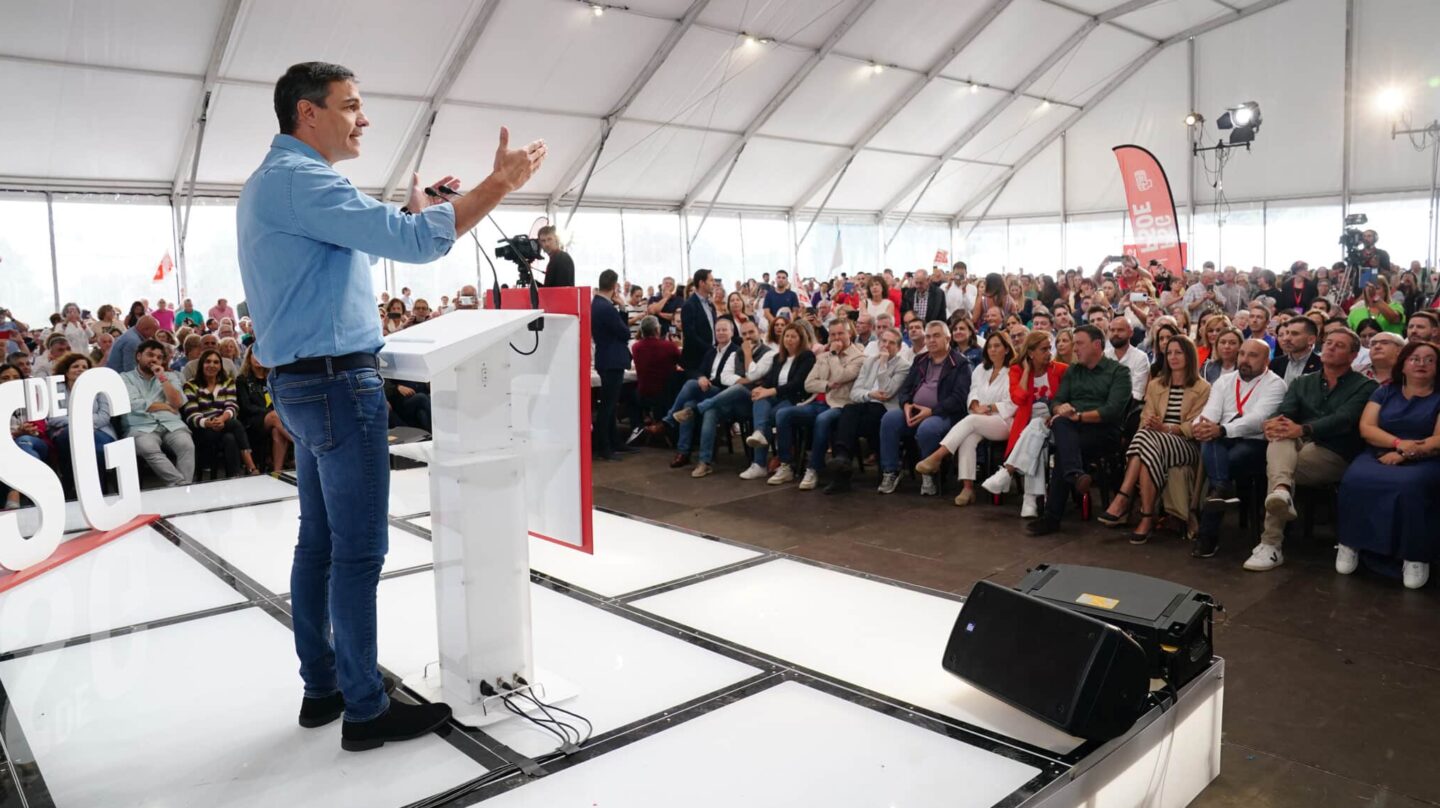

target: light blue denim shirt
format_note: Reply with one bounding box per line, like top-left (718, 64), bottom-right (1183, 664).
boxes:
top-left (236, 135), bottom-right (457, 368)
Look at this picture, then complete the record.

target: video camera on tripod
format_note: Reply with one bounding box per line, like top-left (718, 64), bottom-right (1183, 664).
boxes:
top-left (495, 234), bottom-right (542, 288)
top-left (1338, 213), bottom-right (1370, 294)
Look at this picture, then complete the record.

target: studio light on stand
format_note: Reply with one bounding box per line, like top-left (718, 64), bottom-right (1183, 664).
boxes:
top-left (1190, 103), bottom-right (1262, 267)
top-left (1387, 86), bottom-right (1440, 272)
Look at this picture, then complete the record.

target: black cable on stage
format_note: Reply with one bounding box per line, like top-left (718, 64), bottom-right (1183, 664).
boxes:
top-left (517, 690), bottom-right (593, 746)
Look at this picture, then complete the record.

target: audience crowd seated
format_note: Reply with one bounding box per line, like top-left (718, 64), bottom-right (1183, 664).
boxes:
top-left (6, 248), bottom-right (1440, 589)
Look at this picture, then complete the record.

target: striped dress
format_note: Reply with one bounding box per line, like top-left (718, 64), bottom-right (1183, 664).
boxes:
top-left (181, 379), bottom-right (239, 430)
top-left (1125, 384), bottom-right (1200, 491)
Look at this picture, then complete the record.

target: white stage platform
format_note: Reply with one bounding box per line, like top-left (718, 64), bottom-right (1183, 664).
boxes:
top-left (0, 470), bottom-right (1222, 808)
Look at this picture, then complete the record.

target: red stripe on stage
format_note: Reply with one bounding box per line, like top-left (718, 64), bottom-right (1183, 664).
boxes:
top-left (0, 513), bottom-right (161, 594)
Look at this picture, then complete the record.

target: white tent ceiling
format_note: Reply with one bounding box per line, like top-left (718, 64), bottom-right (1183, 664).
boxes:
top-left (2, 0), bottom-right (1438, 221)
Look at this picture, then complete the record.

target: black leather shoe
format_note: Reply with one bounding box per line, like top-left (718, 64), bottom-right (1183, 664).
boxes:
top-left (299, 676), bottom-right (398, 728)
top-left (342, 699), bottom-right (453, 752)
top-left (1026, 516), bottom-right (1061, 536)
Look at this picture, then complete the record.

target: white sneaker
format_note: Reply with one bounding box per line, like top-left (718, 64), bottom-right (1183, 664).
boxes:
top-left (919, 474), bottom-right (937, 496)
top-left (690, 462), bottom-right (713, 478)
top-left (738, 463), bottom-right (768, 480)
top-left (1243, 544), bottom-right (1285, 571)
top-left (745, 430), bottom-right (769, 449)
top-left (798, 468), bottom-right (818, 490)
top-left (768, 465), bottom-right (795, 485)
top-left (1335, 545), bottom-right (1359, 575)
top-left (1021, 494), bottom-right (1039, 519)
top-left (981, 468), bottom-right (1013, 495)
top-left (877, 472), bottom-right (900, 494)
top-left (1264, 488), bottom-right (1297, 521)
top-left (1403, 561), bottom-right (1430, 589)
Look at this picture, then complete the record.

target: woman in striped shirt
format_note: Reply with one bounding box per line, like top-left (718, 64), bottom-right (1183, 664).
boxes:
top-left (182, 349), bottom-right (260, 478)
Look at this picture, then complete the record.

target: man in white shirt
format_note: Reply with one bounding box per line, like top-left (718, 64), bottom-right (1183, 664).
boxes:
top-left (864, 313), bottom-right (914, 362)
top-left (1102, 318), bottom-right (1149, 404)
top-left (1188, 338), bottom-right (1287, 558)
top-left (942, 263), bottom-right (975, 319)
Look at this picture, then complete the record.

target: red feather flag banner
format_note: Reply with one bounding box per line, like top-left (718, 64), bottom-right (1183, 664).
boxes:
top-left (1112, 145), bottom-right (1187, 271)
top-left (153, 251), bottom-right (173, 282)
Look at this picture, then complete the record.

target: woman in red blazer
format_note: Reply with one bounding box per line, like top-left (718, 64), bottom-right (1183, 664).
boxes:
top-left (1005, 333), bottom-right (1068, 454)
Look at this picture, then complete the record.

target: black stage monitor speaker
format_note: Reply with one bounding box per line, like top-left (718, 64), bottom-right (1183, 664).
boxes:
top-left (942, 580), bottom-right (1150, 743)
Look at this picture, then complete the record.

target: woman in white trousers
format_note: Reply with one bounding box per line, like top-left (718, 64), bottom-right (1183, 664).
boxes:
top-left (915, 332), bottom-right (1016, 506)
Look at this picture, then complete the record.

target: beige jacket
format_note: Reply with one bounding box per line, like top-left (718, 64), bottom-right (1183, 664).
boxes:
top-left (803, 344), bottom-right (866, 408)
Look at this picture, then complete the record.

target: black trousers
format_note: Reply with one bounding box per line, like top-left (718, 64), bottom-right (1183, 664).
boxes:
top-left (834, 401), bottom-right (887, 459)
top-left (1044, 418), bottom-right (1118, 520)
top-left (595, 368), bottom-right (625, 458)
top-left (195, 417), bottom-right (251, 478)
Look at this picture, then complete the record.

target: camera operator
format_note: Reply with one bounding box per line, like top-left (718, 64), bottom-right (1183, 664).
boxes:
top-left (1356, 229), bottom-right (1391, 281)
top-left (537, 225), bottom-right (574, 288)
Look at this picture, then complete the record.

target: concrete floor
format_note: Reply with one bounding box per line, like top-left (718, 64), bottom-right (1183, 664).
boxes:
top-left (592, 444), bottom-right (1440, 808)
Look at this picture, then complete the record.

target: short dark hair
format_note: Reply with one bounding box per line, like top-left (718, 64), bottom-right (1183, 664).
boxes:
top-left (274, 62), bottom-right (356, 135)
top-left (1075, 324), bottom-right (1104, 344)
top-left (692, 268), bottom-right (712, 287)
top-left (136, 338), bottom-right (166, 357)
top-left (1412, 310), bottom-right (1440, 328)
top-left (1289, 317), bottom-right (1318, 338)
top-left (1394, 341), bottom-right (1440, 389)
top-left (597, 269), bottom-right (619, 292)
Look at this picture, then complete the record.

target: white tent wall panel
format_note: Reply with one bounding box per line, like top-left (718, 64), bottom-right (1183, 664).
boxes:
top-left (757, 54), bottom-right (915, 144)
top-left (199, 82), bottom-right (424, 189)
top-left (1348, 0), bottom-right (1440, 195)
top-left (955, 95), bottom-right (1060, 165)
top-left (834, 0), bottom-right (992, 74)
top-left (0, 0), bottom-right (228, 75)
top-left (1110, 0), bottom-right (1229, 41)
top-left (891, 160), bottom-right (1008, 215)
top-left (416, 104), bottom-right (597, 199)
top-left (800, 149), bottom-right (937, 210)
top-left (700, 137), bottom-right (848, 207)
top-left (697, 0), bottom-right (867, 50)
top-left (0, 63), bottom-right (196, 182)
top-left (448, 0), bottom-right (674, 116)
top-left (580, 122), bottom-right (739, 201)
top-left (220, 0), bottom-right (479, 96)
top-left (624, 27), bottom-right (812, 133)
top-left (1192, 0), bottom-right (1345, 203)
top-left (1027, 22), bottom-right (1153, 108)
top-left (1062, 44), bottom-right (1188, 215)
top-left (940, 0), bottom-right (1084, 89)
top-left (869, 82), bottom-right (1012, 156)
top-left (986, 139), bottom-right (1061, 217)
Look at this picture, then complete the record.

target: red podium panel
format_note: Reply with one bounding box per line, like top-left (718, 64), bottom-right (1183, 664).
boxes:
top-left (486, 287), bottom-right (594, 554)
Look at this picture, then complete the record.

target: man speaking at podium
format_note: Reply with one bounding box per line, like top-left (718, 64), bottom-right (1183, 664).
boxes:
top-left (237, 62), bottom-right (546, 752)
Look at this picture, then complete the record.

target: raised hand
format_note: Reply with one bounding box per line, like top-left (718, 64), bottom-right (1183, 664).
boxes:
top-left (492, 126), bottom-right (547, 192)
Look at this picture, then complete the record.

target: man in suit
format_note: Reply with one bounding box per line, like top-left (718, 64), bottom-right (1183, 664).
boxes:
top-left (680, 268), bottom-right (717, 376)
top-left (900, 268), bottom-right (947, 325)
top-left (1269, 317), bottom-right (1321, 384)
top-left (591, 269), bottom-right (631, 461)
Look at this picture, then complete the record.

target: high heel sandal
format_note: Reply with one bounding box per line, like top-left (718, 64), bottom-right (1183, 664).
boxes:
top-left (1129, 509), bottom-right (1161, 545)
top-left (1097, 490), bottom-right (1132, 527)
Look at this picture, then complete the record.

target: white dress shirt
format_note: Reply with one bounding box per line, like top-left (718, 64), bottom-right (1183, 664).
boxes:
top-left (967, 363), bottom-right (1017, 422)
top-left (1104, 342), bottom-right (1151, 401)
top-left (1194, 369), bottom-right (1287, 439)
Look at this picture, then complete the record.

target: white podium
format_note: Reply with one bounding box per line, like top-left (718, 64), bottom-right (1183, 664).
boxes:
top-left (379, 309), bottom-right (578, 725)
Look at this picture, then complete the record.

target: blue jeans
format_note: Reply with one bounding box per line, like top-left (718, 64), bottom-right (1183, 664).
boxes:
top-left (749, 398), bottom-right (794, 465)
top-left (1201, 437), bottom-right (1266, 487)
top-left (879, 409), bottom-right (954, 473)
top-left (775, 400), bottom-right (827, 463)
top-left (269, 364), bottom-right (391, 722)
top-left (14, 434), bottom-right (48, 462)
top-left (696, 386), bottom-right (753, 463)
top-left (809, 407), bottom-right (844, 470)
top-left (675, 381), bottom-right (725, 453)
top-left (665, 378), bottom-right (718, 428)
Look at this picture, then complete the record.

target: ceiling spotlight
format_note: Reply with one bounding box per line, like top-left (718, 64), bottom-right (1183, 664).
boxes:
top-left (1038, 100), bottom-right (1051, 111)
top-left (1216, 101), bottom-right (1262, 145)
top-left (869, 61), bottom-right (885, 75)
top-left (757, 36), bottom-right (773, 45)
top-left (590, 2), bottom-right (604, 16)
top-left (741, 32), bottom-right (756, 45)
top-left (1377, 86), bottom-right (1406, 115)
top-left (1184, 112), bottom-right (1204, 127)
top-left (970, 83), bottom-right (979, 94)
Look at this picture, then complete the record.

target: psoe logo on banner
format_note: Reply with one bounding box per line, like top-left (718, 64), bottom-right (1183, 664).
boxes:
top-left (1133, 170), bottom-right (1154, 192)
top-left (0, 368), bottom-right (142, 574)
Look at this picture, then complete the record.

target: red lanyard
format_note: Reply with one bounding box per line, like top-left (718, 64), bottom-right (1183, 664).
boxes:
top-left (1291, 286), bottom-right (1303, 307)
top-left (1235, 377), bottom-right (1257, 416)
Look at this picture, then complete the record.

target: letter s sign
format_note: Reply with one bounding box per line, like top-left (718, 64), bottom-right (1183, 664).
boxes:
top-left (0, 368), bottom-right (141, 572)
